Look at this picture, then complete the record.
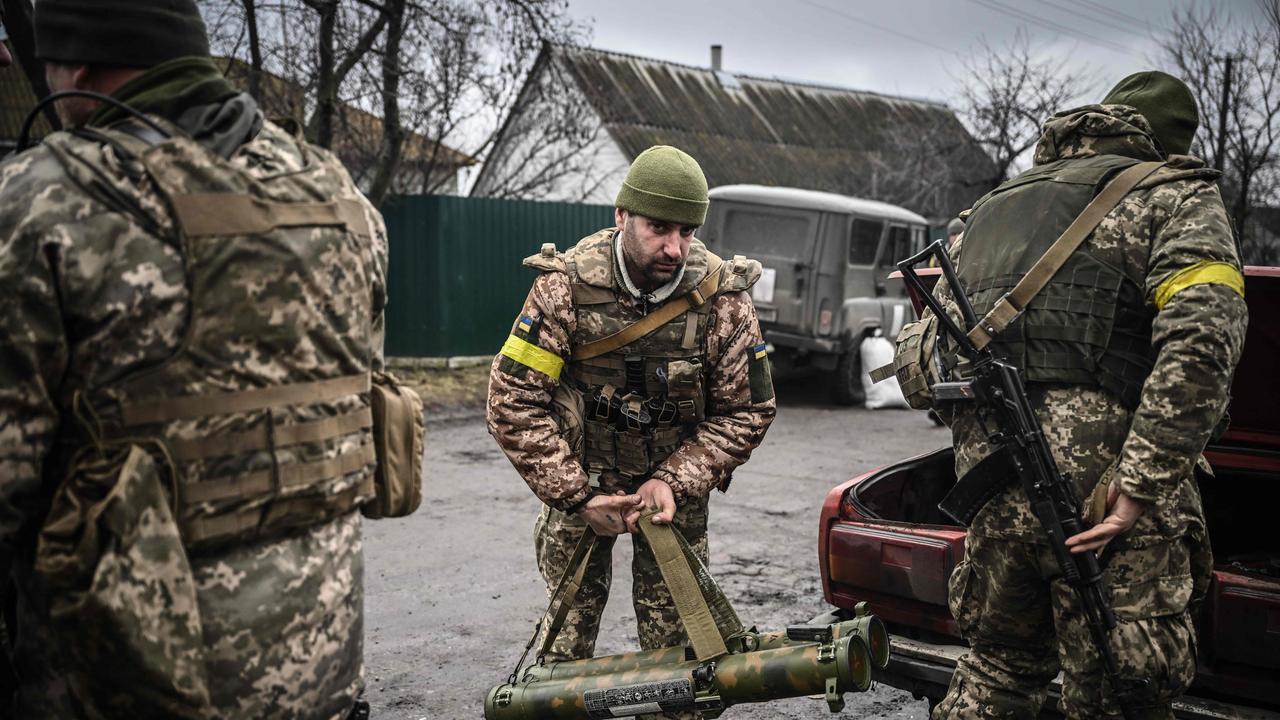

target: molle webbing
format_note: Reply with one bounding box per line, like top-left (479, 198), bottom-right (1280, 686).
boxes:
top-left (967, 161), bottom-right (1164, 350)
top-left (571, 258), bottom-right (723, 362)
top-left (185, 476), bottom-right (371, 545)
top-left (119, 373), bottom-right (375, 547)
top-left (121, 373), bottom-right (369, 426)
top-left (958, 156), bottom-right (1161, 408)
top-left (169, 193), bottom-right (372, 238)
top-left (182, 442), bottom-right (375, 504)
top-left (164, 407), bottom-right (371, 461)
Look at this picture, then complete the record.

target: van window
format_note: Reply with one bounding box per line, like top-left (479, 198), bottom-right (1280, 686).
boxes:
top-left (722, 208), bottom-right (815, 258)
top-left (848, 219), bottom-right (883, 265)
top-left (879, 225), bottom-right (913, 268)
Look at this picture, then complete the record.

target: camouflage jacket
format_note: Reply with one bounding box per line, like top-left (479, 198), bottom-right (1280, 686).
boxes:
top-left (487, 230), bottom-right (777, 512)
top-left (932, 105), bottom-right (1248, 543)
top-left (0, 102), bottom-right (386, 718)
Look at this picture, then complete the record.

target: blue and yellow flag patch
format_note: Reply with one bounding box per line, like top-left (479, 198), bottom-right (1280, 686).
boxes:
top-left (748, 342), bottom-right (773, 402)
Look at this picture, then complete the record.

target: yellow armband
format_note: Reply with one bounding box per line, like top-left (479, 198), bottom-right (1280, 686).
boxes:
top-left (1154, 261), bottom-right (1245, 310)
top-left (499, 335), bottom-right (564, 380)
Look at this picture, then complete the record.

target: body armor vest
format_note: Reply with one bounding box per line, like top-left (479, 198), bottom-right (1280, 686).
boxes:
top-left (47, 123), bottom-right (380, 549)
top-left (959, 154), bottom-right (1155, 408)
top-left (530, 230), bottom-right (757, 482)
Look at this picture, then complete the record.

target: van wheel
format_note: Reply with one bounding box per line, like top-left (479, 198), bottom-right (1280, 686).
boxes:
top-left (830, 349), bottom-right (864, 406)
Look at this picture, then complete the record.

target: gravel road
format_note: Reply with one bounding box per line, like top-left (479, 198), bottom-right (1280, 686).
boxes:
top-left (363, 379), bottom-right (948, 719)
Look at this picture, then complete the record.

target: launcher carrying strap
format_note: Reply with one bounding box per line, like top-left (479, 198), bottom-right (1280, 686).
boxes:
top-left (637, 512), bottom-right (732, 661)
top-left (524, 509), bottom-right (740, 676)
top-left (965, 161), bottom-right (1165, 350)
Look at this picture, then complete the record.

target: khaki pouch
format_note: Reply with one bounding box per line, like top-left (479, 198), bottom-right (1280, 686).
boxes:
top-left (666, 359), bottom-right (706, 423)
top-left (35, 442), bottom-right (211, 718)
top-left (870, 315), bottom-right (942, 410)
top-left (551, 383), bottom-right (585, 459)
top-left (363, 371), bottom-right (425, 519)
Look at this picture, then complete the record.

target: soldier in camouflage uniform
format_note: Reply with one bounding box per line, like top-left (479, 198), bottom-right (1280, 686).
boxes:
top-left (0, 1), bottom-right (384, 717)
top-left (924, 72), bottom-right (1248, 719)
top-left (488, 146), bottom-right (776, 718)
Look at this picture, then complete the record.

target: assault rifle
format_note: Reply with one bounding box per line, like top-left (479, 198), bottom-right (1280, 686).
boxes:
top-left (897, 240), bottom-right (1155, 720)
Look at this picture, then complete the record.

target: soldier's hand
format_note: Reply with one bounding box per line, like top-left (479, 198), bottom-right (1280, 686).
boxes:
top-left (578, 492), bottom-right (642, 537)
top-left (1066, 486), bottom-right (1146, 555)
top-left (627, 478), bottom-right (677, 532)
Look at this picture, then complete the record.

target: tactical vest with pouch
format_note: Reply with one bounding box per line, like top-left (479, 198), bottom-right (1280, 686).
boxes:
top-left (524, 230), bottom-right (760, 483)
top-left (957, 154), bottom-right (1157, 409)
top-left (40, 121), bottom-right (396, 552)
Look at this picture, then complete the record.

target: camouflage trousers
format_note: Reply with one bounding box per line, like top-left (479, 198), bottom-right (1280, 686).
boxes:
top-left (933, 531), bottom-right (1198, 720)
top-left (11, 512), bottom-right (365, 720)
top-left (534, 496), bottom-right (710, 720)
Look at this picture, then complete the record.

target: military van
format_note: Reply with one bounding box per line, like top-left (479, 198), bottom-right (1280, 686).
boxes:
top-left (699, 185), bottom-right (929, 404)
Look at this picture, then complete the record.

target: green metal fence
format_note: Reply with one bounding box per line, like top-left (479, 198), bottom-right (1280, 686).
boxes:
top-left (381, 195), bottom-right (615, 357)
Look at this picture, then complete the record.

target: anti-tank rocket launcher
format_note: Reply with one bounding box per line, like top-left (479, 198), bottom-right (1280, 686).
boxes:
top-left (486, 513), bottom-right (889, 719)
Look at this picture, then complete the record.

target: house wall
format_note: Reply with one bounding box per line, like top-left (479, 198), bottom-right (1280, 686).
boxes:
top-left (471, 55), bottom-right (630, 203)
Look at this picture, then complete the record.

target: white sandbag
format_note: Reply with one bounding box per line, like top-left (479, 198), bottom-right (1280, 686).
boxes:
top-left (861, 331), bottom-right (910, 409)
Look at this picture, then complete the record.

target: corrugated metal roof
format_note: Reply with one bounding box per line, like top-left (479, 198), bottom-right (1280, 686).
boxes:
top-left (552, 44), bottom-right (995, 221)
top-left (710, 184), bottom-right (929, 225)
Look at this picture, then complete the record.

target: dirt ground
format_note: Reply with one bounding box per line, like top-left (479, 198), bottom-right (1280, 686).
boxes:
top-left (362, 375), bottom-right (948, 719)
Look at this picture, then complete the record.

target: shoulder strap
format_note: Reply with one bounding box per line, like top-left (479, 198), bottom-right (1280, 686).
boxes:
top-left (571, 258), bottom-right (724, 362)
top-left (966, 160), bottom-right (1165, 350)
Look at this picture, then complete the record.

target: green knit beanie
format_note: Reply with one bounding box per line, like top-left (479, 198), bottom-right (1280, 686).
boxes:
top-left (35, 0), bottom-right (209, 67)
top-left (615, 145), bottom-right (709, 226)
top-left (1101, 71), bottom-right (1199, 156)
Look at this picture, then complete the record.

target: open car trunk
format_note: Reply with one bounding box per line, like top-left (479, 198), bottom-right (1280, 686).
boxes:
top-left (818, 267), bottom-right (1280, 717)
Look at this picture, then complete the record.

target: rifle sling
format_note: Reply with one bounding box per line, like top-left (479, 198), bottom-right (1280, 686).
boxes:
top-left (571, 258), bottom-right (724, 362)
top-left (966, 161), bottom-right (1165, 350)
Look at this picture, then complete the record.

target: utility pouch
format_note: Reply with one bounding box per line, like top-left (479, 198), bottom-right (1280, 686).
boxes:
top-left (614, 431), bottom-right (651, 478)
top-left (650, 425), bottom-right (682, 461)
top-left (666, 359), bottom-right (706, 423)
top-left (871, 315), bottom-right (941, 410)
top-left (583, 416), bottom-right (617, 471)
top-left (550, 383), bottom-right (585, 460)
top-left (35, 442), bottom-right (211, 718)
top-left (363, 371), bottom-right (425, 519)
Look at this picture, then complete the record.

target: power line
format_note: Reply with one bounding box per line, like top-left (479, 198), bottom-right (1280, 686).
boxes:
top-left (975, 0), bottom-right (1132, 52)
top-left (1066, 0), bottom-right (1159, 30)
top-left (965, 0), bottom-right (1141, 57)
top-left (1039, 0), bottom-right (1142, 36)
top-left (794, 0), bottom-right (959, 56)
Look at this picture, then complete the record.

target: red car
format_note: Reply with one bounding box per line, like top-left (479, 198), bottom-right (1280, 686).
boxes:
top-left (817, 266), bottom-right (1280, 719)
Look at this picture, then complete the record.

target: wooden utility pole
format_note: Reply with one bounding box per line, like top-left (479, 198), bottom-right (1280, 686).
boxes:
top-left (1215, 55), bottom-right (1234, 172)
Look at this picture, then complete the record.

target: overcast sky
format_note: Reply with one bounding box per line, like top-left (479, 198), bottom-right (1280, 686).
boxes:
top-left (565, 0), bottom-right (1264, 106)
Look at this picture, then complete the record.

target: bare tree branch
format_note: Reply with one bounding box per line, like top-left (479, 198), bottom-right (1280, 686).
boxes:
top-left (951, 30), bottom-right (1093, 186)
top-left (1162, 4), bottom-right (1280, 263)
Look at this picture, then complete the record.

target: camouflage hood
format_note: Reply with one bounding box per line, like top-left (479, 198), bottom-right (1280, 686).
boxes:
top-left (1033, 103), bottom-right (1218, 180)
top-left (1033, 104), bottom-right (1166, 165)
